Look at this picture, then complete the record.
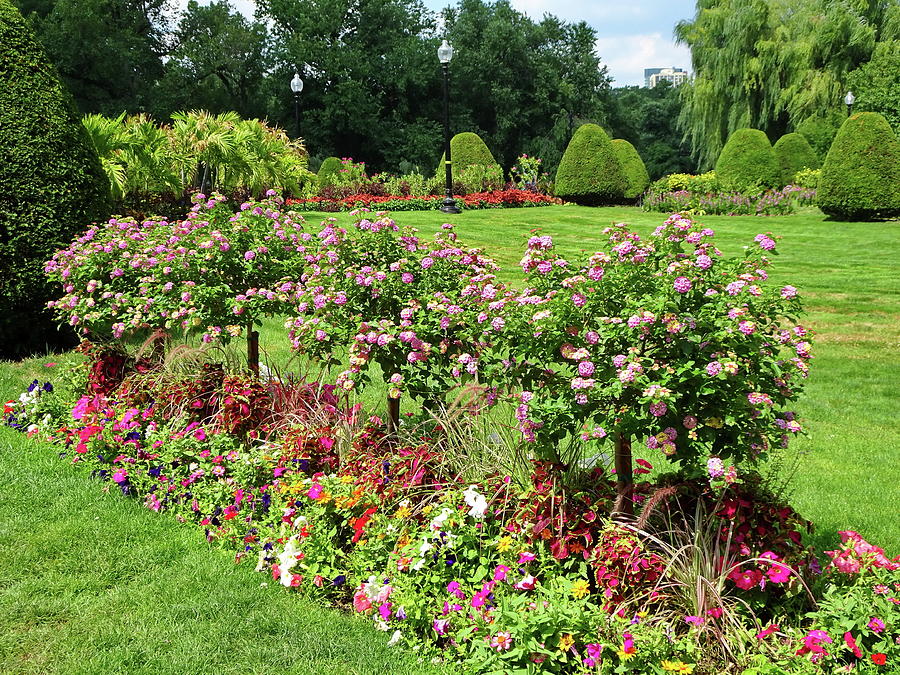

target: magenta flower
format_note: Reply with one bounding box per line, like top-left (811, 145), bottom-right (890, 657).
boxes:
top-left (868, 617), bottom-right (885, 633)
top-left (673, 276), bottom-right (692, 293)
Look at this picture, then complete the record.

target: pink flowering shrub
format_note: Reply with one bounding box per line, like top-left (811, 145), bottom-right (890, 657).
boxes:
top-left (45, 191), bottom-right (307, 345)
top-left (287, 210), bottom-right (508, 403)
top-left (491, 215), bottom-right (813, 474)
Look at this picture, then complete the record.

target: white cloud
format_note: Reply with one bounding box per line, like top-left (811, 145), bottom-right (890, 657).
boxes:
top-left (594, 34), bottom-right (691, 87)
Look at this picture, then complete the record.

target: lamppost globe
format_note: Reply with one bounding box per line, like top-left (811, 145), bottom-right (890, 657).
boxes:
top-left (438, 40), bottom-right (460, 214)
top-left (844, 90), bottom-right (855, 117)
top-left (438, 39), bottom-right (453, 64)
top-left (290, 72), bottom-right (304, 94)
top-left (290, 72), bottom-right (303, 139)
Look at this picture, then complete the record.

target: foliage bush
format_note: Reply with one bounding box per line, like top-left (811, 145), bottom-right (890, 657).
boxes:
top-left (796, 114), bottom-right (841, 161)
top-left (792, 167), bottom-right (821, 189)
top-left (82, 111), bottom-right (312, 211)
top-left (611, 139), bottom-right (651, 200)
top-left (714, 128), bottom-right (782, 192)
top-left (317, 156), bottom-right (343, 186)
top-left (554, 124), bottom-right (627, 206)
top-left (773, 133), bottom-right (820, 186)
top-left (0, 0), bottom-right (110, 359)
top-left (817, 112), bottom-right (900, 221)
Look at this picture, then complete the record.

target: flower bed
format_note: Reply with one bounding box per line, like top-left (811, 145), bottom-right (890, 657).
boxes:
top-left (10, 195), bottom-right (898, 673)
top-left (642, 186), bottom-right (816, 216)
top-left (286, 189), bottom-right (561, 212)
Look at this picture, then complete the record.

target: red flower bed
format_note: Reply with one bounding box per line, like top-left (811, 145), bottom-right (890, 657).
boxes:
top-left (286, 189), bottom-right (560, 212)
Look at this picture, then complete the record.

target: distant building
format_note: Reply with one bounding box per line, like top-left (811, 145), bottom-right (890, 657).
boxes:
top-left (644, 67), bottom-right (688, 88)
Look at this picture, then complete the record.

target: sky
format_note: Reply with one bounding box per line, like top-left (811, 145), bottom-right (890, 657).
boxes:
top-left (226, 0), bottom-right (696, 87)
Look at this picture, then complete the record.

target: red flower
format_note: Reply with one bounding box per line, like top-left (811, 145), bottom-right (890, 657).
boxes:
top-left (351, 507), bottom-right (378, 543)
top-left (843, 632), bottom-right (862, 659)
top-left (872, 653), bottom-right (887, 666)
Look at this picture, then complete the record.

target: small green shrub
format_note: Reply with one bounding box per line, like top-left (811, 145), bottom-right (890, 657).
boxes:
top-left (773, 132), bottom-right (820, 186)
top-left (0, 0), bottom-right (110, 358)
top-left (796, 113), bottom-right (841, 161)
top-left (714, 128), bottom-right (782, 192)
top-left (649, 171), bottom-right (722, 194)
top-left (817, 111), bottom-right (900, 220)
top-left (611, 139), bottom-right (650, 200)
top-left (317, 156), bottom-right (343, 186)
top-left (554, 124), bottom-right (626, 206)
top-left (437, 132), bottom-right (501, 184)
top-left (792, 167), bottom-right (821, 189)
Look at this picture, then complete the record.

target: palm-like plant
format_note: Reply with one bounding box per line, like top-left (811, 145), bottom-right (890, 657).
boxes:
top-left (82, 113), bottom-right (129, 200)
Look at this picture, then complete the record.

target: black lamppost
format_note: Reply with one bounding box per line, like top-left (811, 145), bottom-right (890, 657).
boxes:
top-left (845, 90), bottom-right (855, 117)
top-left (290, 72), bottom-right (304, 138)
top-left (438, 39), bottom-right (460, 215)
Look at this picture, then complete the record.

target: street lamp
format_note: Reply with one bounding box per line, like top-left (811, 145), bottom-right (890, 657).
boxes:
top-left (438, 39), bottom-right (460, 215)
top-left (290, 72), bottom-right (304, 138)
top-left (844, 90), bottom-right (855, 117)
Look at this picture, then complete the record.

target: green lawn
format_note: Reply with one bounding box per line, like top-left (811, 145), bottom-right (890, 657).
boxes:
top-left (1, 204), bottom-right (897, 671)
top-left (0, 426), bottom-right (445, 675)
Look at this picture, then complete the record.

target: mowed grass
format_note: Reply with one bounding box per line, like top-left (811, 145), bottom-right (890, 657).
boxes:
top-left (290, 206), bottom-right (900, 553)
top-left (0, 424), bottom-right (446, 675)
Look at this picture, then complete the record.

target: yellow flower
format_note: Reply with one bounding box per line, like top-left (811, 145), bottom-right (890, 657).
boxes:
top-left (394, 505), bottom-right (412, 519)
top-left (616, 650), bottom-right (636, 661)
top-left (571, 579), bottom-right (590, 599)
top-left (422, 504), bottom-right (434, 515)
top-left (557, 633), bottom-right (575, 652)
top-left (339, 475), bottom-right (353, 484)
top-left (705, 417), bottom-right (724, 429)
top-left (496, 535), bottom-right (513, 552)
top-left (662, 661), bottom-right (695, 674)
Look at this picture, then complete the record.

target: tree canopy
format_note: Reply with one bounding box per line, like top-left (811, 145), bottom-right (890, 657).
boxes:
top-left (676, 0), bottom-right (900, 169)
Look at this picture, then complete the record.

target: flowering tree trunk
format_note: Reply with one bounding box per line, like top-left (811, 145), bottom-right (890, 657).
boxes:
top-left (387, 395), bottom-right (400, 436)
top-left (612, 432), bottom-right (634, 519)
top-left (247, 324), bottom-right (259, 376)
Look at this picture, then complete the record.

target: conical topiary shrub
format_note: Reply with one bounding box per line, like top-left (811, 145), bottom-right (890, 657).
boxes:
top-left (773, 132), bottom-right (820, 186)
top-left (714, 128), bottom-right (782, 192)
top-left (817, 112), bottom-right (900, 220)
top-left (437, 131), bottom-right (500, 179)
top-left (0, 0), bottom-right (110, 358)
top-left (317, 156), bottom-right (343, 186)
top-left (611, 139), bottom-right (650, 200)
top-left (554, 124), bottom-right (627, 206)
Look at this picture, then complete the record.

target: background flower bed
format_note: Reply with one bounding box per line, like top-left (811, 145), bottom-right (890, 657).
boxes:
top-left (3, 198), bottom-right (896, 672)
top-left (286, 189), bottom-right (561, 213)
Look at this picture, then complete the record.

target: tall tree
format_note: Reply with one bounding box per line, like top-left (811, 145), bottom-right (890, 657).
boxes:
top-left (676, 0), bottom-right (897, 169)
top-left (152, 0), bottom-right (271, 120)
top-left (15, 0), bottom-right (173, 115)
top-left (257, 0), bottom-right (441, 170)
top-left (607, 81), bottom-right (697, 180)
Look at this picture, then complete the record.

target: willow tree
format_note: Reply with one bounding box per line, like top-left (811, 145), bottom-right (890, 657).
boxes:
top-left (676, 0), bottom-right (899, 169)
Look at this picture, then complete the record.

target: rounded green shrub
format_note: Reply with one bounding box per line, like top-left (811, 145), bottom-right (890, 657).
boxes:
top-left (817, 112), bottom-right (900, 220)
top-left (0, 0), bottom-right (110, 358)
top-left (611, 139), bottom-right (650, 200)
top-left (714, 128), bottom-right (782, 191)
top-left (317, 156), bottom-right (343, 186)
top-left (796, 114), bottom-right (841, 161)
top-left (554, 124), bottom-right (626, 206)
top-left (437, 132), bottom-right (500, 180)
top-left (773, 133), bottom-right (820, 186)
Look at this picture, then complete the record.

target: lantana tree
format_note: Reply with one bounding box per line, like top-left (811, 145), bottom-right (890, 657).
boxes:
top-left (287, 211), bottom-right (509, 431)
top-left (490, 215), bottom-right (812, 515)
top-left (46, 192), bottom-right (308, 372)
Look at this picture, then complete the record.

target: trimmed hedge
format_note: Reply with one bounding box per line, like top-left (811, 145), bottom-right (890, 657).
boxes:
top-left (317, 156), bottom-right (343, 186)
top-left (611, 139), bottom-right (650, 200)
top-left (714, 128), bottom-right (782, 191)
top-left (0, 0), bottom-right (110, 358)
top-left (437, 132), bottom-right (500, 179)
top-left (817, 112), bottom-right (900, 221)
top-left (554, 124), bottom-right (626, 206)
top-left (773, 133), bottom-right (820, 186)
